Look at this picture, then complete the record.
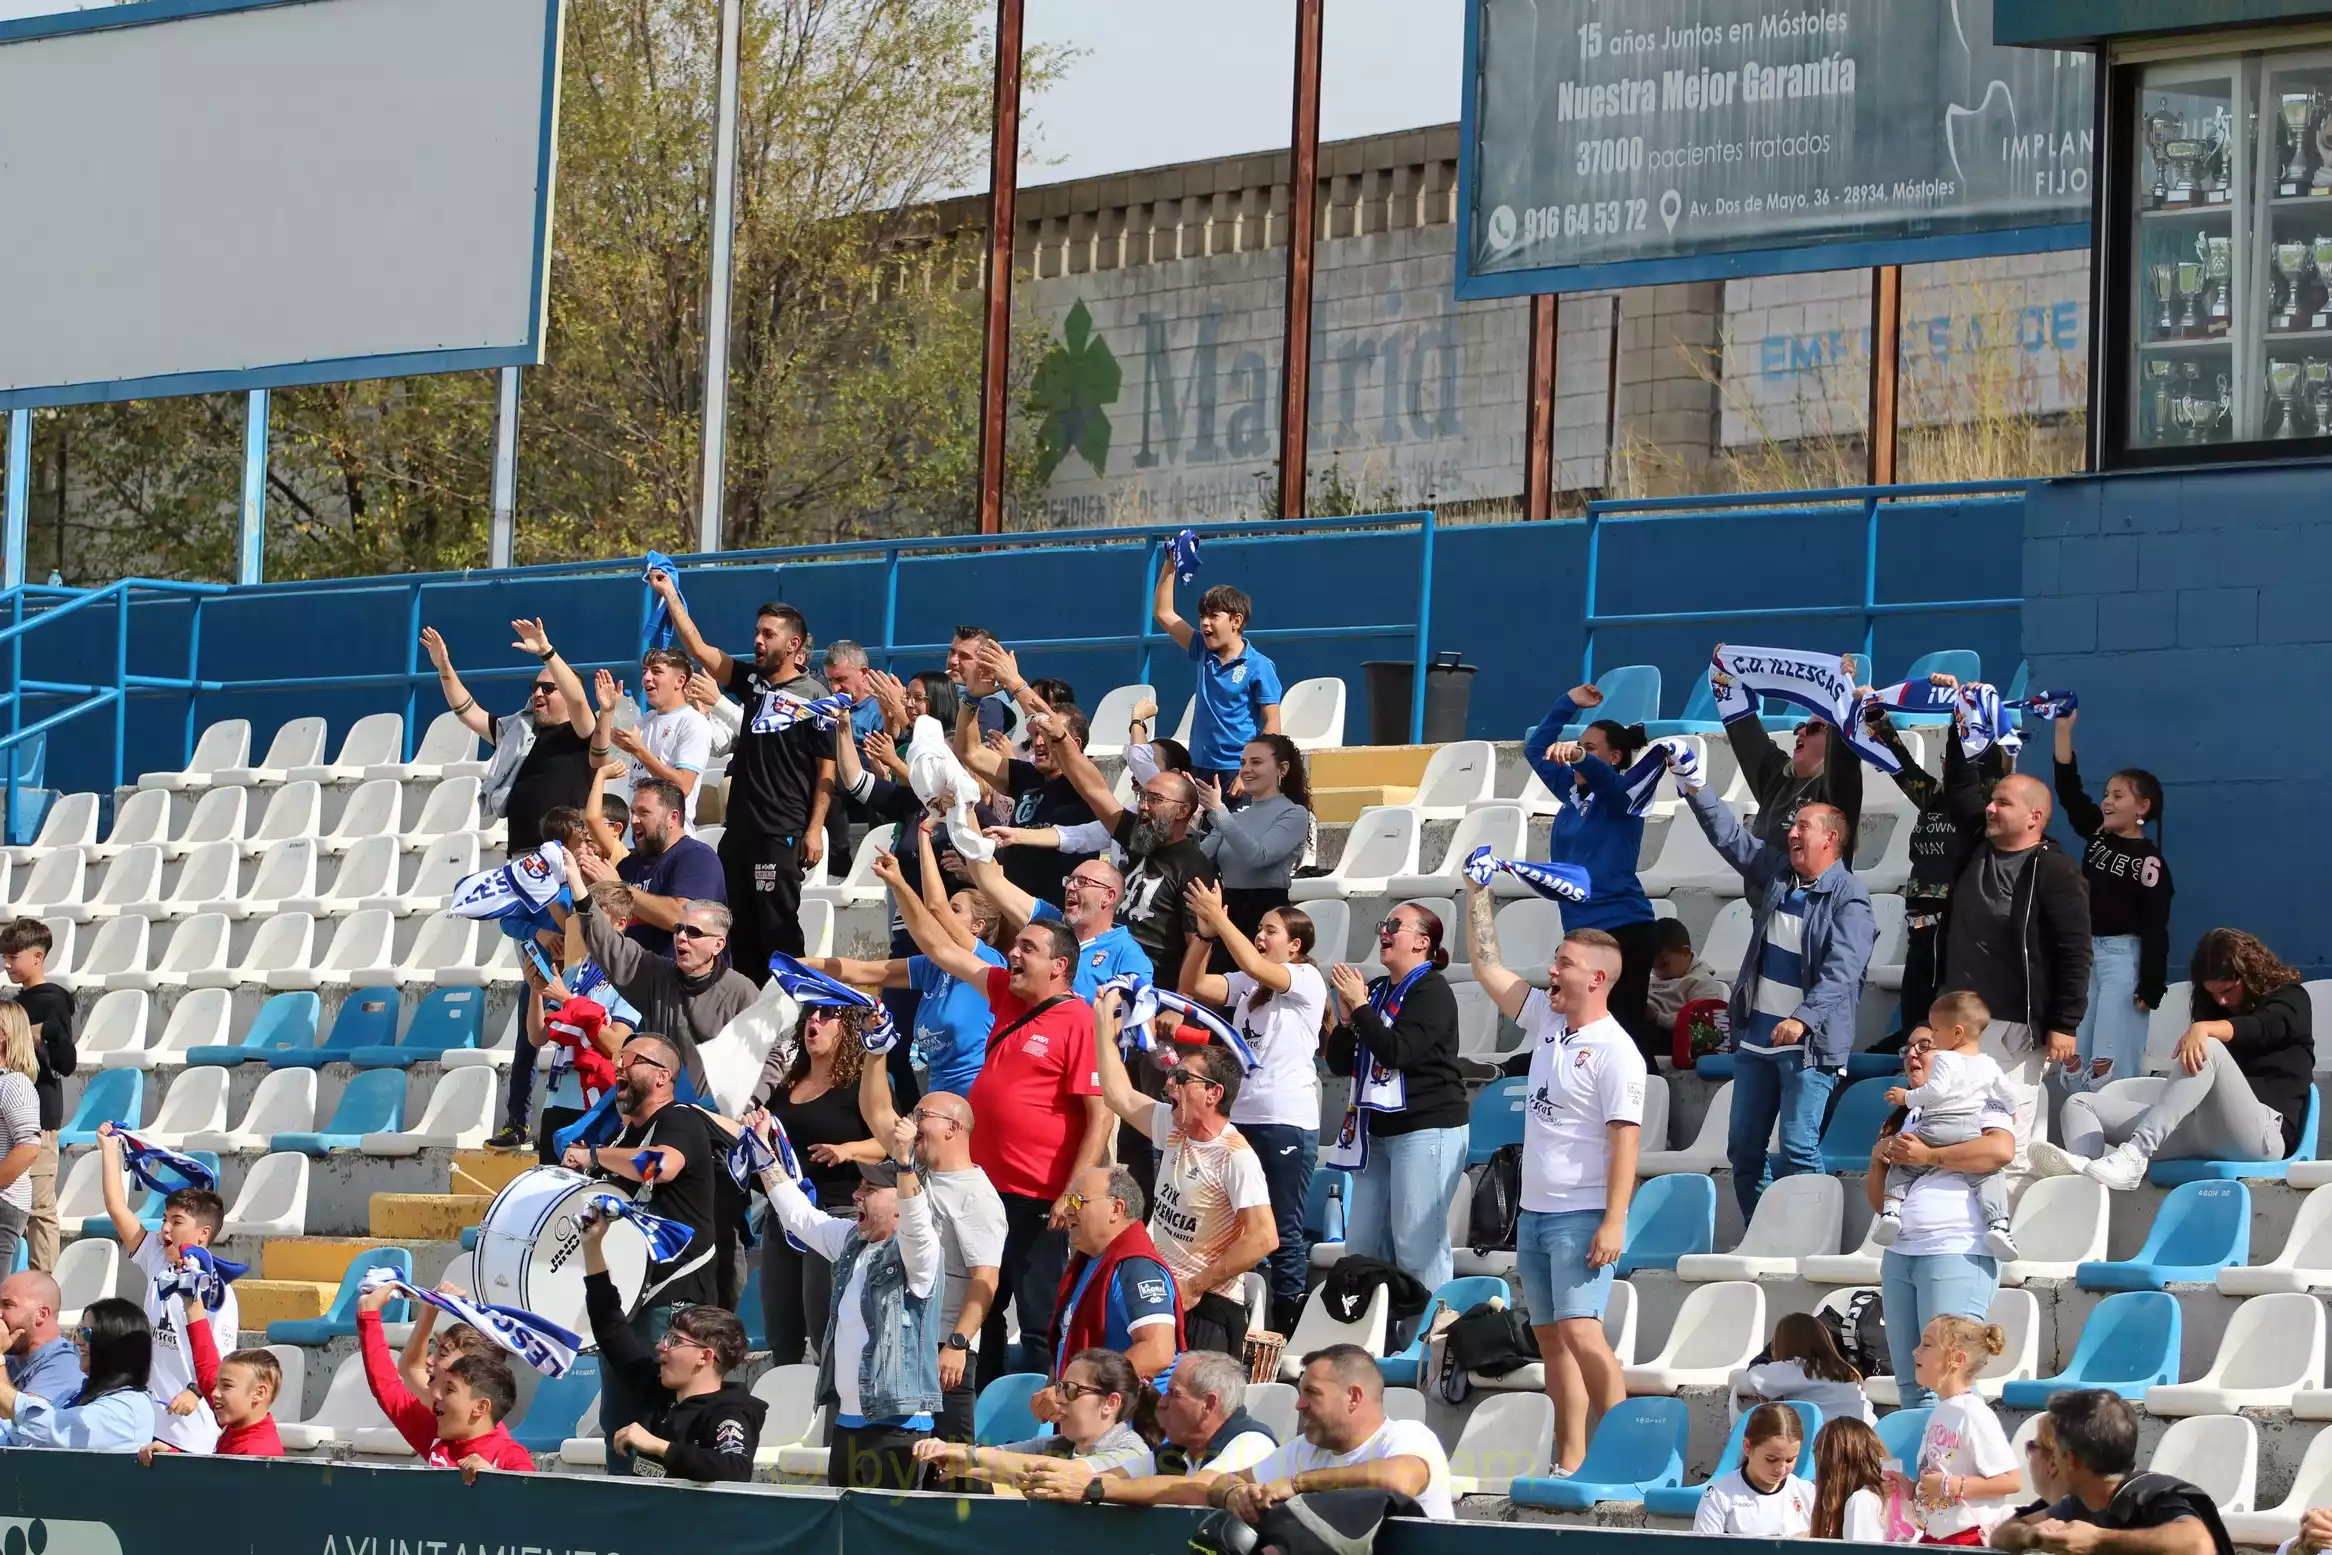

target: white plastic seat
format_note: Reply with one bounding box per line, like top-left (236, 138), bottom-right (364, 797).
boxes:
top-left (1800, 1219), bottom-right (1887, 1285)
top-left (8, 849), bottom-right (85, 917)
top-left (184, 1068), bottom-right (319, 1153)
top-left (2226, 1184), bottom-right (2332, 1288)
top-left (267, 908), bottom-right (393, 991)
top-left (217, 716), bottom-right (327, 788)
top-left (73, 990), bottom-right (151, 1066)
top-left (1866, 894), bottom-right (1908, 990)
top-left (1288, 805), bottom-right (1420, 902)
top-left (2146, 1292), bottom-right (2325, 1415)
top-left (1301, 899), bottom-right (1352, 963)
top-left (140, 719), bottom-right (250, 793)
top-left (1471, 1280), bottom-right (1638, 1392)
top-left (1623, 1280), bottom-right (1765, 1394)
top-left (1491, 898), bottom-right (1565, 987)
top-left (799, 896), bottom-right (836, 959)
top-left (1699, 899), bottom-right (1755, 981)
top-left (72, 915), bottom-right (149, 985)
top-left (369, 911), bottom-right (482, 988)
top-left (35, 917), bottom-right (74, 978)
top-left (287, 834), bottom-right (400, 917)
top-left (1281, 676), bottom-right (1347, 751)
top-left (1386, 804), bottom-right (1529, 900)
top-left (84, 790), bottom-right (170, 864)
top-left (1280, 1285), bottom-right (1391, 1378)
top-left (1474, 767), bottom-right (1561, 821)
top-left (7, 792), bottom-right (99, 866)
top-left (742, 1364), bottom-right (822, 1469)
top-left (1412, 741), bottom-right (1496, 820)
top-left (236, 837), bottom-right (320, 917)
top-left (53, 1237), bottom-right (118, 1327)
top-left (1446, 1392), bottom-right (1554, 1495)
top-left (1638, 813), bottom-right (1746, 898)
top-left (1246, 1382), bottom-right (1298, 1442)
top-left (241, 781), bottom-right (323, 858)
top-left (318, 780), bottom-right (403, 858)
top-left (1998, 1175), bottom-right (2112, 1285)
top-left (292, 713), bottom-right (405, 785)
top-left (1452, 981), bottom-right (1507, 1064)
top-left (222, 1151), bottom-right (311, 1240)
top-left (2148, 1414), bottom-right (2257, 1513)
top-left (1675, 1174), bottom-right (1842, 1280)
top-left (62, 845), bottom-right (162, 924)
top-left (2224, 1417), bottom-right (2332, 1548)
top-left (392, 834), bottom-right (477, 915)
top-left (263, 1346), bottom-right (309, 1429)
top-left (2312, 980), bottom-right (2332, 1076)
top-left (2146, 984), bottom-right (2194, 1074)
top-left (141, 1065), bottom-right (230, 1146)
top-left (361, 1067), bottom-right (494, 1155)
top-left (558, 1393), bottom-right (609, 1468)
top-left (162, 786), bottom-right (248, 863)
top-left (1854, 813), bottom-right (1914, 894)
top-left (189, 911), bottom-right (315, 990)
top-left (805, 823), bottom-right (896, 907)
top-left (112, 913), bottom-right (231, 993)
top-left (1638, 1081), bottom-right (1756, 1176)
top-left (366, 710), bottom-right (481, 783)
top-left (54, 1151), bottom-right (106, 1234)
top-left (1859, 730), bottom-right (1924, 818)
top-left (1968, 1287), bottom-right (2042, 1402)
top-left (106, 986), bottom-right (231, 1070)
top-left (401, 776), bottom-right (483, 849)
top-left (278, 1352), bottom-right (396, 1450)
top-left (1083, 684), bottom-right (1153, 761)
top-left (139, 840), bottom-right (242, 922)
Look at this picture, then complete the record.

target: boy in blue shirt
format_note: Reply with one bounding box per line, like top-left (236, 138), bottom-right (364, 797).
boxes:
top-left (1153, 576), bottom-right (1282, 798)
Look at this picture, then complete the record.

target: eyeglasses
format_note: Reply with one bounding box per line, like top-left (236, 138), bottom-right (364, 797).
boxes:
top-left (656, 1331), bottom-right (710, 1353)
top-left (1065, 874), bottom-right (1113, 893)
top-left (1055, 1376), bottom-right (1113, 1403)
top-left (672, 923), bottom-right (722, 941)
top-left (622, 1053), bottom-right (670, 1073)
top-left (910, 1107), bottom-right (957, 1127)
top-left (1137, 792), bottom-right (1185, 812)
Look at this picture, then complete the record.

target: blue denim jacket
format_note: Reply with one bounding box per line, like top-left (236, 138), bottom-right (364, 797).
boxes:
top-left (1684, 788), bottom-right (1876, 1069)
top-left (815, 1195), bottom-right (943, 1421)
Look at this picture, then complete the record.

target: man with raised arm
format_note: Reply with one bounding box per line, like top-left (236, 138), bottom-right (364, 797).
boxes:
top-left (421, 619), bottom-right (599, 854)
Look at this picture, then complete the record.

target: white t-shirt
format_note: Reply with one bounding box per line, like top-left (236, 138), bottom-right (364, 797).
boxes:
top-left (923, 1166), bottom-right (1008, 1344)
top-left (1516, 995), bottom-right (1646, 1215)
top-left (629, 704), bottom-right (715, 827)
top-left (1889, 1101), bottom-right (2018, 1257)
top-left (1245, 1418), bottom-right (1455, 1520)
top-left (1914, 1391), bottom-right (2020, 1539)
top-left (1843, 1486), bottom-right (1888, 1542)
top-left (1124, 1428), bottom-right (1279, 1479)
top-left (1906, 1049), bottom-right (2020, 1133)
top-left (1729, 1360), bottom-right (1876, 1427)
top-left (131, 1234), bottom-right (235, 1454)
top-left (1692, 1470), bottom-right (1815, 1537)
top-left (1147, 1104), bottom-right (1272, 1300)
top-left (1224, 964), bottom-right (1327, 1130)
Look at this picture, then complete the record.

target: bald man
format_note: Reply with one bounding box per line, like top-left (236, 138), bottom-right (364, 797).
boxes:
top-left (0, 1271), bottom-right (78, 1402)
top-left (1469, 899), bottom-right (1644, 1476)
top-left (1934, 771), bottom-right (2092, 1171)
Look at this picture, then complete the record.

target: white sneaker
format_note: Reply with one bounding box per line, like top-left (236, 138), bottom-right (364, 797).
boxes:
top-left (2027, 1140), bottom-right (2093, 1179)
top-left (1870, 1210), bottom-right (1905, 1247)
top-left (1983, 1222), bottom-right (2020, 1260)
top-left (2085, 1143), bottom-right (2150, 1192)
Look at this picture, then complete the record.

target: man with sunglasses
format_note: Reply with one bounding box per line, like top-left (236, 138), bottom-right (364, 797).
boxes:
top-left (1715, 642), bottom-right (1866, 862)
top-left (962, 852), bottom-right (1153, 1000)
top-left (1045, 1164), bottom-right (1182, 1401)
top-left (567, 848), bottom-right (756, 1079)
top-left (422, 618), bottom-right (601, 855)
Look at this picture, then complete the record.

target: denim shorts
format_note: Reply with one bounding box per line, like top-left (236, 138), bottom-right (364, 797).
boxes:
top-left (1516, 1208), bottom-right (1615, 1323)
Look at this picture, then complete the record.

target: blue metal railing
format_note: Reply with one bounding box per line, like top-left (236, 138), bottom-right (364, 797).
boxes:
top-left (1580, 480), bottom-right (2029, 682)
top-left (0, 512), bottom-right (1445, 799)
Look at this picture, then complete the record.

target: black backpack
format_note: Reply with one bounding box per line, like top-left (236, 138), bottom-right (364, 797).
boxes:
top-left (1465, 1145), bottom-right (1523, 1254)
top-left (1820, 1288), bottom-right (1891, 1379)
top-left (1442, 1301), bottom-right (1540, 1376)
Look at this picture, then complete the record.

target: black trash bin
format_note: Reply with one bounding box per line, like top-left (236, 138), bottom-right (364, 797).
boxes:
top-left (1361, 652), bottom-right (1477, 745)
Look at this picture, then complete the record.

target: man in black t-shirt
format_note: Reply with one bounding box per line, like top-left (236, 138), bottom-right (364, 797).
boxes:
top-left (1993, 1389), bottom-right (2229, 1555)
top-left (959, 704), bottom-right (1096, 909)
top-left (644, 570), bottom-right (833, 982)
top-left (1, 918), bottom-right (74, 1274)
top-left (422, 617), bottom-right (602, 855)
top-left (562, 1032), bottom-right (721, 1478)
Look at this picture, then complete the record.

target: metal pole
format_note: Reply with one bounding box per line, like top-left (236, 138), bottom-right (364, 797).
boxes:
top-left (880, 548), bottom-right (900, 672)
top-left (1277, 0), bottom-right (1325, 524)
top-left (697, 0), bottom-right (744, 555)
top-left (1407, 511), bottom-right (1437, 745)
top-left (1523, 294), bottom-right (1560, 522)
top-left (2, 411), bottom-right (28, 591)
top-left (1136, 538), bottom-right (1162, 686)
top-left (113, 581), bottom-right (130, 792)
top-left (1868, 264), bottom-right (1903, 486)
top-left (1581, 510), bottom-right (1603, 684)
top-left (491, 366), bottom-right (521, 569)
top-left (1863, 496), bottom-right (1882, 667)
top-left (974, 0), bottom-right (1026, 537)
top-left (238, 390), bottom-right (269, 586)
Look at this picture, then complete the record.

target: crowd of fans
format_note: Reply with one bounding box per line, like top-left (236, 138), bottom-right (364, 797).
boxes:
top-left (0, 563), bottom-right (2319, 1555)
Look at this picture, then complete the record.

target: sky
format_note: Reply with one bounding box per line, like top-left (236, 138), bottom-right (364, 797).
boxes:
top-left (1002, 0), bottom-right (1467, 191)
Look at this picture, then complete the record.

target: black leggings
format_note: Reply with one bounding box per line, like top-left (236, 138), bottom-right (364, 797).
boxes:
top-left (1606, 918), bottom-right (1661, 1067)
top-left (760, 1208), bottom-right (835, 1364)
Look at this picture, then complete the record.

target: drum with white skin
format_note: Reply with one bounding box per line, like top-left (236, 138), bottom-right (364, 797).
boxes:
top-left (473, 1165), bottom-right (648, 1346)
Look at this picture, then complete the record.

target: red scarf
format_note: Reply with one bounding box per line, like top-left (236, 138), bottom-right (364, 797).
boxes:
top-left (1049, 1220), bottom-right (1185, 1373)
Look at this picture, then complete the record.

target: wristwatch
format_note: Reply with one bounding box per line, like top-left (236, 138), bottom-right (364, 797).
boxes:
top-left (1082, 1478), bottom-right (1108, 1505)
top-left (944, 1332), bottom-right (971, 1353)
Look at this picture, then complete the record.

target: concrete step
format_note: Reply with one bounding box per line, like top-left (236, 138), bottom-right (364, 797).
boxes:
top-left (370, 1192), bottom-right (492, 1241)
top-left (235, 1278), bottom-right (337, 1327)
top-left (1311, 745), bottom-right (1438, 789)
top-left (260, 1236), bottom-right (406, 1284)
top-left (1314, 784), bottom-right (1415, 822)
top-left (451, 1148), bottom-right (534, 1195)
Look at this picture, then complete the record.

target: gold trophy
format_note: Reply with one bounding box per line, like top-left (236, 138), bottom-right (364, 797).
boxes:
top-left (2282, 91), bottom-right (2319, 195)
top-left (2177, 259), bottom-right (2206, 334)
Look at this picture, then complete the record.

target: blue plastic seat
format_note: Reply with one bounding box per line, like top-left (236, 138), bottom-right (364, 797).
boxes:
top-left (509, 1354), bottom-right (602, 1454)
top-left (2076, 1180), bottom-right (2250, 1290)
top-left (267, 1246), bottom-right (413, 1344)
top-left (270, 1068), bottom-right (407, 1155)
top-left (974, 1372), bottom-right (1051, 1445)
top-left (1890, 650), bottom-right (1983, 724)
top-left (1467, 1078), bottom-right (1529, 1166)
top-left (1847, 1051), bottom-right (1905, 1079)
top-left (352, 985), bottom-right (485, 1068)
top-left (1645, 676), bottom-right (1725, 738)
top-left (739, 1263), bottom-right (766, 1349)
top-left (1616, 1173), bottom-right (1716, 1276)
top-left (1695, 1052), bottom-right (1736, 1081)
top-left (57, 1069), bottom-right (143, 1148)
top-left (1642, 1399), bottom-right (1821, 1517)
top-left (1380, 1276), bottom-right (1511, 1385)
top-left (1817, 1076), bottom-right (1903, 1172)
top-left (1875, 1407), bottom-right (1932, 1465)
top-left (1511, 1396), bottom-right (1692, 1510)
top-left (2151, 1089), bottom-right (2319, 1185)
top-left (267, 986), bottom-right (399, 1070)
top-left (1562, 666), bottom-right (1663, 737)
top-left (186, 991), bottom-right (321, 1068)
top-left (1999, 1291), bottom-right (2181, 1407)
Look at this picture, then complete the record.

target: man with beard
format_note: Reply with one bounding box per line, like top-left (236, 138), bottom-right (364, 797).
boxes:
top-left (955, 649), bottom-right (1096, 911)
top-left (564, 1030), bottom-right (722, 1475)
top-left (645, 568), bottom-right (834, 979)
top-left (578, 779), bottom-right (725, 960)
top-left (566, 847), bottom-right (759, 1068)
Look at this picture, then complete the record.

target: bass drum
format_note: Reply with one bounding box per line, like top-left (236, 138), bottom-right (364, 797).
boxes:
top-left (472, 1165), bottom-right (647, 1347)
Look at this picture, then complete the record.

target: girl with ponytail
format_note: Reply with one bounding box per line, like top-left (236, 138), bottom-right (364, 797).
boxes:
top-left (2053, 708), bottom-right (2173, 1092)
top-left (1904, 1314), bottom-right (2020, 1543)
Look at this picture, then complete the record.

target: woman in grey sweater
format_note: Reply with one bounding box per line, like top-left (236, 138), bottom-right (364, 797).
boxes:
top-left (1195, 734), bottom-right (1314, 940)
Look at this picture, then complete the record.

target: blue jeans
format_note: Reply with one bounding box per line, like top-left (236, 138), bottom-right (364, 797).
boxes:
top-left (1239, 1122), bottom-right (1317, 1328)
top-left (1341, 1124), bottom-right (1467, 1296)
top-left (1727, 1049), bottom-right (1840, 1223)
top-left (2072, 935), bottom-right (2149, 1089)
top-left (1880, 1249), bottom-right (1999, 1410)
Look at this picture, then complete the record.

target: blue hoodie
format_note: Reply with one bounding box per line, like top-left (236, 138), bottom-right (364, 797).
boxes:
top-left (1523, 695), bottom-right (1654, 933)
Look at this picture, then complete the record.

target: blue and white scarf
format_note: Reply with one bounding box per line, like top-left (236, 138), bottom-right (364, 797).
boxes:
top-left (727, 1121), bottom-right (821, 1254)
top-left (1863, 680), bottom-right (2027, 764)
top-left (1323, 963), bottom-right (1435, 1175)
top-left (639, 552), bottom-right (687, 658)
top-left (153, 1246), bottom-right (247, 1313)
top-left (359, 1267), bottom-right (583, 1379)
top-left (449, 841), bottom-right (571, 942)
top-left (108, 1127), bottom-right (216, 1194)
top-left (1709, 645), bottom-right (1902, 773)
top-left (574, 1192), bottom-right (698, 1265)
top-left (765, 953), bottom-right (899, 1055)
top-left (1168, 529), bottom-right (1202, 585)
top-left (2017, 688), bottom-right (2078, 722)
top-left (1463, 846), bottom-right (1592, 905)
top-left (748, 691), bottom-right (852, 738)
top-left (1095, 972), bottom-right (1260, 1073)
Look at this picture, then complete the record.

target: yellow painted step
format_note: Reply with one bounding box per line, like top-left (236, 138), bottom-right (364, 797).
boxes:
top-left (371, 1192), bottom-right (493, 1242)
top-left (451, 1149), bottom-right (535, 1194)
top-left (260, 1237), bottom-right (405, 1284)
top-left (234, 1279), bottom-right (336, 1328)
top-left (1313, 785), bottom-right (1417, 824)
top-left (1309, 745), bottom-right (1437, 790)
top-left (451, 1164), bottom-right (499, 1197)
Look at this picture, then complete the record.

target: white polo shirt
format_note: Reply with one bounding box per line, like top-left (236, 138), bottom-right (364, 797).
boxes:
top-left (1517, 993), bottom-right (1646, 1216)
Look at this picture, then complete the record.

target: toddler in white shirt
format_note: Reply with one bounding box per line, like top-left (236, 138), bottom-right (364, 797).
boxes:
top-left (1873, 991), bottom-right (2019, 1258)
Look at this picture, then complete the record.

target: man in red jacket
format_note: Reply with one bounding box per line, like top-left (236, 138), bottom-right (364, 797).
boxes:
top-left (356, 1286), bottom-right (534, 1477)
top-left (1035, 1164), bottom-right (1182, 1423)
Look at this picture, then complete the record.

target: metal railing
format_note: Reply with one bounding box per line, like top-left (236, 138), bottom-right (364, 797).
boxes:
top-left (1580, 480), bottom-right (2029, 682)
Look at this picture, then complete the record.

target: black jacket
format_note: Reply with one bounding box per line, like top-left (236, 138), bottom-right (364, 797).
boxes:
top-left (583, 1271), bottom-right (765, 1481)
top-left (1327, 969), bottom-right (1468, 1135)
top-left (2209, 983), bottom-right (2315, 1155)
top-left (1870, 715), bottom-right (1994, 919)
top-left (1934, 838), bottom-right (2093, 1037)
top-left (1726, 710), bottom-right (1866, 862)
top-left (1322, 1257), bottom-right (1431, 1325)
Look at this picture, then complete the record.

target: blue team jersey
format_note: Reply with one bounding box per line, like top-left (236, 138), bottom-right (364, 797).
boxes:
top-left (1057, 1253), bottom-right (1178, 1374)
top-left (1031, 899), bottom-right (1154, 998)
top-left (1187, 636), bottom-right (1283, 770)
top-left (910, 941), bottom-right (1010, 1096)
